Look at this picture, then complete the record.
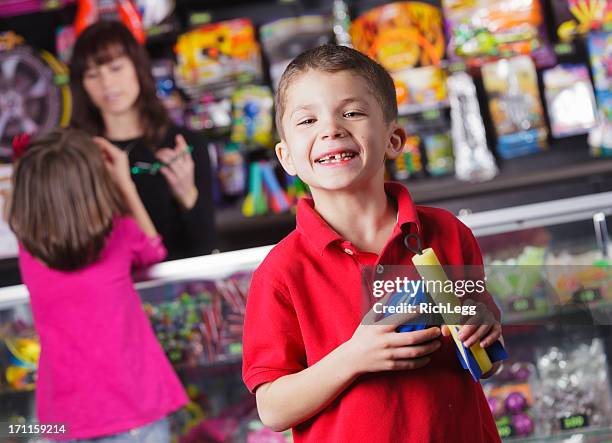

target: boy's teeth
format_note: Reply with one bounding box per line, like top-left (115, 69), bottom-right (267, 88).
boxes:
top-left (317, 152), bottom-right (356, 163)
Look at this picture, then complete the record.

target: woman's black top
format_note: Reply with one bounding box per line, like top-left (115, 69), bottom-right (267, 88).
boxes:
top-left (112, 125), bottom-right (216, 260)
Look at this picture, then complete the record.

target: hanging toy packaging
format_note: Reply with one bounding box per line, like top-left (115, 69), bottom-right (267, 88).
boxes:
top-left (482, 56), bottom-right (548, 159)
top-left (230, 86), bottom-right (274, 148)
top-left (350, 2), bottom-right (448, 114)
top-left (447, 71), bottom-right (498, 182)
top-left (174, 18), bottom-right (262, 96)
top-left (587, 31), bottom-right (612, 157)
top-left (551, 0), bottom-right (612, 42)
top-left (0, 32), bottom-right (72, 160)
top-left (442, 0), bottom-right (556, 69)
top-left (543, 64), bottom-right (598, 138)
top-left (259, 15), bottom-right (331, 90)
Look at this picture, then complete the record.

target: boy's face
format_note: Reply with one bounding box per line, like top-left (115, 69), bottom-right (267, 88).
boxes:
top-left (276, 70), bottom-right (405, 193)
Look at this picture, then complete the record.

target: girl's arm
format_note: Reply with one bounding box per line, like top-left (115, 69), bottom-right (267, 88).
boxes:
top-left (94, 137), bottom-right (157, 238)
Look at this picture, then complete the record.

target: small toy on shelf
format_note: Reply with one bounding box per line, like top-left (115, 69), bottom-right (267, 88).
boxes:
top-left (392, 65), bottom-right (449, 115)
top-left (333, 0), bottom-right (353, 47)
top-left (242, 161), bottom-right (291, 217)
top-left (551, 0), bottom-right (612, 42)
top-left (286, 175), bottom-right (309, 206)
top-left (587, 31), bottom-right (612, 157)
top-left (486, 246), bottom-right (549, 318)
top-left (55, 25), bottom-right (76, 64)
top-left (260, 15), bottom-right (331, 90)
top-left (443, 0), bottom-right (556, 69)
top-left (423, 132), bottom-right (454, 177)
top-left (482, 56), bottom-right (548, 159)
top-left (230, 86), bottom-right (274, 148)
top-left (185, 94), bottom-right (232, 134)
top-left (174, 18), bottom-right (262, 96)
top-left (0, 32), bottom-right (72, 161)
top-left (152, 59), bottom-right (185, 127)
top-left (218, 143), bottom-right (246, 198)
top-left (534, 338), bottom-right (612, 435)
top-left (389, 132), bottom-right (424, 180)
top-left (74, 0), bottom-right (145, 43)
top-left (484, 361), bottom-right (537, 438)
top-left (543, 64), bottom-right (598, 138)
top-left (447, 71), bottom-right (498, 182)
top-left (242, 162), bottom-right (267, 218)
top-left (351, 2), bottom-right (447, 114)
top-left (4, 337), bottom-right (40, 391)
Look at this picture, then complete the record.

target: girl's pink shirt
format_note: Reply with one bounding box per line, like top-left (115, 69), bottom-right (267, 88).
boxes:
top-left (19, 216), bottom-right (188, 440)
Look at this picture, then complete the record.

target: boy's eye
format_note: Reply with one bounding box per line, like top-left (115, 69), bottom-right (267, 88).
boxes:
top-left (343, 111), bottom-right (364, 118)
top-left (297, 118), bottom-right (316, 126)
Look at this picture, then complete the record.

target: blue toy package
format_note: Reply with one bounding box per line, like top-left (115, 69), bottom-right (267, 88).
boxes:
top-left (382, 284), bottom-right (429, 332)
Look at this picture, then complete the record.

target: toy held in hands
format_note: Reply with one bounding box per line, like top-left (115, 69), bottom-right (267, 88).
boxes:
top-left (411, 247), bottom-right (507, 380)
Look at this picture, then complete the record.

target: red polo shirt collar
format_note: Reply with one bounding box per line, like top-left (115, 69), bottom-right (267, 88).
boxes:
top-left (296, 182), bottom-right (421, 254)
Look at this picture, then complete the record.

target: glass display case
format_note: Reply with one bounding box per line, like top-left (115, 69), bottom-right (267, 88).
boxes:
top-left (1, 191), bottom-right (611, 442)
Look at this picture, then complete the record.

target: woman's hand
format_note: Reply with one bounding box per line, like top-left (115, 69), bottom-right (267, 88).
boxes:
top-left (94, 137), bottom-right (134, 193)
top-left (156, 134), bottom-right (198, 210)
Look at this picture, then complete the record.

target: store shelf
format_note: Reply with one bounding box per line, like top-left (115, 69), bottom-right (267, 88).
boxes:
top-left (407, 136), bottom-right (612, 203)
top-left (174, 356), bottom-right (242, 378)
top-left (502, 300), bottom-right (612, 326)
top-left (504, 426), bottom-right (612, 442)
top-left (0, 387), bottom-right (33, 398)
top-left (214, 136), bottom-right (612, 240)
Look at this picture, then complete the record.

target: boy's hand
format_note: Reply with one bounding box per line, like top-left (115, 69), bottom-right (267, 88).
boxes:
top-left (344, 304), bottom-right (441, 375)
top-left (441, 299), bottom-right (502, 349)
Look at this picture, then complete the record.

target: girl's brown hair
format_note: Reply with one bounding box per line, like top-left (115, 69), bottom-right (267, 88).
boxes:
top-left (69, 21), bottom-right (170, 145)
top-left (9, 128), bottom-right (128, 271)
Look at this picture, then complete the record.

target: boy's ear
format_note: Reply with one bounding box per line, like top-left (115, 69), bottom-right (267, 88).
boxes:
top-left (275, 141), bottom-right (297, 176)
top-left (385, 123), bottom-right (407, 160)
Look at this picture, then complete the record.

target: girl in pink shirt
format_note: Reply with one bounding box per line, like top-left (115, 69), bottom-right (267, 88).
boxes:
top-left (9, 128), bottom-right (188, 441)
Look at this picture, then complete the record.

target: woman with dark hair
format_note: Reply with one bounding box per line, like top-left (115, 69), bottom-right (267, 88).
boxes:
top-left (70, 20), bottom-right (215, 260)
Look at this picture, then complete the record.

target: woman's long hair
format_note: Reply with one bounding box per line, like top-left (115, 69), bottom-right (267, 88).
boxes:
top-left (69, 21), bottom-right (170, 145)
top-left (9, 128), bottom-right (128, 271)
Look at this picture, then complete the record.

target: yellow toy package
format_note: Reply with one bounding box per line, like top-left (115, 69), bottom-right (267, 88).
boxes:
top-left (174, 18), bottom-right (262, 95)
top-left (350, 2), bottom-right (448, 114)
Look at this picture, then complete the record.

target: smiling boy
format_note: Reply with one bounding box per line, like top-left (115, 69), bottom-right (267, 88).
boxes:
top-left (242, 44), bottom-right (502, 443)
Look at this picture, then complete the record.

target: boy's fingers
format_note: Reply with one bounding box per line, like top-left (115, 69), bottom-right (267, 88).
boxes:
top-left (375, 308), bottom-right (423, 329)
top-left (480, 323), bottom-right (502, 348)
top-left (362, 291), bottom-right (395, 324)
top-left (388, 326), bottom-right (441, 346)
top-left (440, 325), bottom-right (450, 336)
top-left (463, 324), bottom-right (491, 348)
top-left (389, 338), bottom-right (442, 359)
top-left (393, 357), bottom-right (431, 371)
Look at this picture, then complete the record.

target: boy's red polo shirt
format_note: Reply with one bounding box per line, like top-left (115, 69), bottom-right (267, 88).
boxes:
top-left (243, 182), bottom-right (501, 443)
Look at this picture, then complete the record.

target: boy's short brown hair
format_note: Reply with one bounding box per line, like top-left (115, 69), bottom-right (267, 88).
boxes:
top-left (275, 44), bottom-right (398, 138)
top-left (9, 128), bottom-right (128, 271)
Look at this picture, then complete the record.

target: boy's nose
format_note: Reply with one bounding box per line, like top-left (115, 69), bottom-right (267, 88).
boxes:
top-left (320, 124), bottom-right (348, 140)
